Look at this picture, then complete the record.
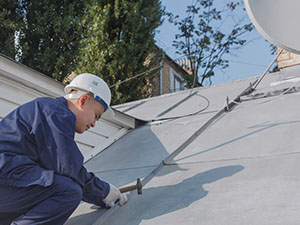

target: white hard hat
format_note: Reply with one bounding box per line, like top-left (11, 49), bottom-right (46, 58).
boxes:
top-left (64, 73), bottom-right (114, 117)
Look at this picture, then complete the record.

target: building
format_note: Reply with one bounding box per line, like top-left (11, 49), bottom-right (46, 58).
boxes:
top-left (278, 48), bottom-right (300, 69)
top-left (150, 51), bottom-right (190, 96)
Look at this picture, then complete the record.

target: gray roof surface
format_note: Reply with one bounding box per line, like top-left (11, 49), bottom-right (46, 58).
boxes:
top-left (66, 65), bottom-right (300, 225)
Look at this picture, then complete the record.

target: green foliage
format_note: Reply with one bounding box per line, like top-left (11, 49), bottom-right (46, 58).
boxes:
top-left (76, 0), bottom-right (164, 105)
top-left (16, 0), bottom-right (86, 81)
top-left (169, 0), bottom-right (254, 87)
top-left (0, 1), bottom-right (22, 58)
top-left (0, 0), bottom-right (85, 81)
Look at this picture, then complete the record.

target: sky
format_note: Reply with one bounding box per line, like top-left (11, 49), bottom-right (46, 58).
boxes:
top-left (154, 0), bottom-right (275, 86)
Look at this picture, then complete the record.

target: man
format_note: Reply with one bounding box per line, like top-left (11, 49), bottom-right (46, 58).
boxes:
top-left (0, 73), bottom-right (128, 224)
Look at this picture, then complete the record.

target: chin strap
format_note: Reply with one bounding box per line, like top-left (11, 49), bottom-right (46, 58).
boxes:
top-left (64, 89), bottom-right (89, 100)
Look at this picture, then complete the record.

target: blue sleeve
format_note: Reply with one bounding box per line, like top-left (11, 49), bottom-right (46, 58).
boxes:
top-left (80, 167), bottom-right (110, 207)
top-left (33, 112), bottom-right (110, 204)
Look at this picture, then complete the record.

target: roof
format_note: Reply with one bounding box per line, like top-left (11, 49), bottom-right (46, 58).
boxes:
top-left (0, 54), bottom-right (140, 166)
top-left (66, 64), bottom-right (300, 224)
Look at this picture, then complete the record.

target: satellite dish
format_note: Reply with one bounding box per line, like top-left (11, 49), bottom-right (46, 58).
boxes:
top-left (244, 0), bottom-right (300, 54)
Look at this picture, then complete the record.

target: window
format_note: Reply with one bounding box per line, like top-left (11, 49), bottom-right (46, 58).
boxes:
top-left (170, 68), bottom-right (186, 92)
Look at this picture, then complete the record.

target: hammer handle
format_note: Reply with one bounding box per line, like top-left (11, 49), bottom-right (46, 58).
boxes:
top-left (119, 185), bottom-right (137, 193)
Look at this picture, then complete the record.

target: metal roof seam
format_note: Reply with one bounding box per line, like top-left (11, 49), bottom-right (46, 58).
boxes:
top-left (144, 110), bottom-right (220, 126)
top-left (241, 85), bottom-right (300, 104)
top-left (165, 150), bottom-right (300, 165)
top-left (92, 164), bottom-right (159, 174)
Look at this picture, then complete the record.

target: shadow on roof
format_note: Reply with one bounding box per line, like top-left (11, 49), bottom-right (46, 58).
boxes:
top-left (101, 165), bottom-right (244, 225)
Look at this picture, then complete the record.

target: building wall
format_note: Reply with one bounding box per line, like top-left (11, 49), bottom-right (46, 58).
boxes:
top-left (161, 62), bottom-right (171, 94)
top-left (152, 58), bottom-right (188, 96)
top-left (151, 73), bottom-right (161, 96)
top-left (278, 49), bottom-right (300, 69)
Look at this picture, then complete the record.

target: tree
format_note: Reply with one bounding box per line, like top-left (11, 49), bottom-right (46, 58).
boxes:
top-left (76, 0), bottom-right (164, 104)
top-left (269, 43), bottom-right (279, 72)
top-left (169, 0), bottom-right (253, 87)
top-left (12, 0), bottom-right (86, 81)
top-left (0, 1), bottom-right (23, 59)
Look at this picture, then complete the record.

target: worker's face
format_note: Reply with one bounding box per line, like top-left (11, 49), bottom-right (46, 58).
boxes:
top-left (75, 94), bottom-right (105, 134)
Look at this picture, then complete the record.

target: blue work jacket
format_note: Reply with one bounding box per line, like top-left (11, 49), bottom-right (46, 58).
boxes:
top-left (0, 97), bottom-right (109, 207)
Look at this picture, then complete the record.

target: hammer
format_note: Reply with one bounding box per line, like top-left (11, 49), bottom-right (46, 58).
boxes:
top-left (119, 178), bottom-right (142, 195)
top-left (90, 178), bottom-right (143, 210)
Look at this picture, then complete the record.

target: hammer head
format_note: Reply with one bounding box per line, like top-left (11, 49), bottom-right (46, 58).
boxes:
top-left (137, 178), bottom-right (142, 195)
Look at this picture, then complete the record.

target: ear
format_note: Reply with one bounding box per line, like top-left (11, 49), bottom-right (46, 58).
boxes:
top-left (78, 94), bottom-right (90, 109)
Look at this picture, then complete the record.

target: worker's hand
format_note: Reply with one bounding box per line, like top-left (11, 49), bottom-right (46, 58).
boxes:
top-left (103, 183), bottom-right (128, 208)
